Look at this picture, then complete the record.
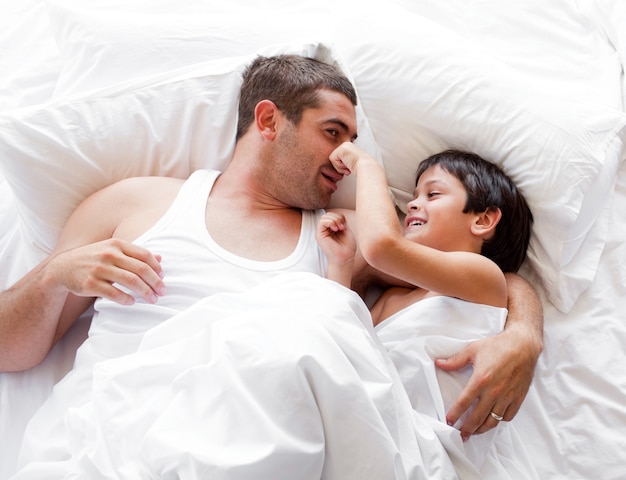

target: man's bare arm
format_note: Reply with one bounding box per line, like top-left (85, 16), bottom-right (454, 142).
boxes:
top-left (0, 178), bottom-right (171, 372)
top-left (0, 257), bottom-right (88, 371)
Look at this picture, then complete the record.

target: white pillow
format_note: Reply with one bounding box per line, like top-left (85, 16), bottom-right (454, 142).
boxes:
top-left (335, 12), bottom-right (626, 312)
top-left (46, 0), bottom-right (336, 98)
top-left (12, 1), bottom-right (626, 311)
top-left (389, 0), bottom-right (624, 111)
top-left (0, 40), bottom-right (376, 275)
top-left (0, 177), bottom-right (29, 290)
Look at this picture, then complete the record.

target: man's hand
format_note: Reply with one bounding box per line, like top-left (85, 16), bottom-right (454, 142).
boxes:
top-left (50, 238), bottom-right (166, 305)
top-left (436, 320), bottom-right (542, 441)
top-left (437, 272), bottom-right (543, 440)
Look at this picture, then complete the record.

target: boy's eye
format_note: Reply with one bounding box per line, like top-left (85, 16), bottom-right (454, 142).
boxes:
top-left (427, 191), bottom-right (440, 198)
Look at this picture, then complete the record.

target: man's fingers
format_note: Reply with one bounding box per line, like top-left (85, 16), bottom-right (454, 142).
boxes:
top-left (96, 281), bottom-right (137, 306)
top-left (445, 383), bottom-right (476, 430)
top-left (457, 394), bottom-right (502, 438)
top-left (437, 344), bottom-right (504, 436)
top-left (435, 349), bottom-right (472, 371)
top-left (110, 254), bottom-right (166, 304)
top-left (436, 350), bottom-right (475, 428)
top-left (473, 405), bottom-right (508, 435)
top-left (55, 239), bottom-right (166, 306)
top-left (473, 392), bottom-right (522, 436)
top-left (437, 330), bottom-right (539, 441)
top-left (119, 242), bottom-right (164, 278)
top-left (503, 394), bottom-right (523, 421)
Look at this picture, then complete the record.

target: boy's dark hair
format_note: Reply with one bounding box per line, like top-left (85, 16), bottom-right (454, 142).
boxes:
top-left (415, 150), bottom-right (533, 273)
top-left (236, 55), bottom-right (358, 140)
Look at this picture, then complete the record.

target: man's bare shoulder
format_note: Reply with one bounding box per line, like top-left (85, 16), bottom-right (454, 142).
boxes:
top-left (85, 176), bottom-right (185, 208)
top-left (59, 176), bottom-right (187, 246)
top-left (106, 176), bottom-right (187, 240)
top-left (106, 175), bottom-right (186, 195)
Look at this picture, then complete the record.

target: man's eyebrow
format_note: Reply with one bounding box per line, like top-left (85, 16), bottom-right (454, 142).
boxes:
top-left (325, 118), bottom-right (358, 142)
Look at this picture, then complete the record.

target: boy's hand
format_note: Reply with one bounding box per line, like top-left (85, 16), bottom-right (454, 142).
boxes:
top-left (330, 142), bottom-right (377, 175)
top-left (316, 212), bottom-right (356, 266)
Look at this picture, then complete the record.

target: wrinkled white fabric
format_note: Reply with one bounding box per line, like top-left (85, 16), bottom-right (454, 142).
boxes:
top-left (377, 296), bottom-right (539, 479)
top-left (59, 273), bottom-right (455, 479)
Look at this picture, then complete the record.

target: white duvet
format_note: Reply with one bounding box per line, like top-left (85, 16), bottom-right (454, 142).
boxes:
top-left (377, 296), bottom-right (538, 479)
top-left (13, 273), bottom-right (464, 480)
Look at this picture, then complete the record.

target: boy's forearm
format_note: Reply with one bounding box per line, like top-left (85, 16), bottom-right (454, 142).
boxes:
top-left (326, 260), bottom-right (355, 289)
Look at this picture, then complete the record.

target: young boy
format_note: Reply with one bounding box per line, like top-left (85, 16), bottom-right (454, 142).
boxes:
top-left (317, 144), bottom-right (538, 478)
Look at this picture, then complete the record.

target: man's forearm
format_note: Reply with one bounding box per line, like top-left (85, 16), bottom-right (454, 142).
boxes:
top-left (0, 260), bottom-right (69, 372)
top-left (504, 272), bottom-right (544, 355)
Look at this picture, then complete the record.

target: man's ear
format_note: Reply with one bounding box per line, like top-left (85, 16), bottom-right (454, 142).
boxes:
top-left (254, 100), bottom-right (280, 140)
top-left (471, 208), bottom-right (502, 240)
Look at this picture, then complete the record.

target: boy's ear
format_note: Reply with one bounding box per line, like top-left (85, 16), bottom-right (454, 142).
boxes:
top-left (471, 208), bottom-right (502, 240)
top-left (254, 99), bottom-right (281, 140)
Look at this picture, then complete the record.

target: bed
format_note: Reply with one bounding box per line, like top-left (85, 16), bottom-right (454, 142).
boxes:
top-left (0, 0), bottom-right (624, 478)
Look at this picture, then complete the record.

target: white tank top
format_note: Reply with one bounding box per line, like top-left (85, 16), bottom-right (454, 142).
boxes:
top-left (89, 170), bottom-right (328, 352)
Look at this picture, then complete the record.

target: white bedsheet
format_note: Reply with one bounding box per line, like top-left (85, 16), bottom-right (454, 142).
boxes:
top-left (376, 296), bottom-right (538, 479)
top-left (12, 273), bottom-right (458, 480)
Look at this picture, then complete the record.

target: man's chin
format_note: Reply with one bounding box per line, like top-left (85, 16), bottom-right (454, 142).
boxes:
top-left (297, 197), bottom-right (330, 211)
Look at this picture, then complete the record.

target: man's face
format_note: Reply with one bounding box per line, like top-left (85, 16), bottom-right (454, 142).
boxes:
top-left (268, 89), bottom-right (358, 210)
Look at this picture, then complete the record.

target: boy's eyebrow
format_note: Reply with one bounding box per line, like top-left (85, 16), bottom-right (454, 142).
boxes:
top-left (414, 179), bottom-right (447, 195)
top-left (424, 179), bottom-right (446, 187)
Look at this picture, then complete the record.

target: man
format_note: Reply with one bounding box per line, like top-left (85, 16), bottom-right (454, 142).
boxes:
top-left (0, 55), bottom-right (542, 477)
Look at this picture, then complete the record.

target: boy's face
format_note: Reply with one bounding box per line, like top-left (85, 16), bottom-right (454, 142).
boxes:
top-left (403, 164), bottom-right (477, 252)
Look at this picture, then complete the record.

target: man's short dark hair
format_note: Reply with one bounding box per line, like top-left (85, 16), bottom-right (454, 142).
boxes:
top-left (236, 55), bottom-right (357, 140)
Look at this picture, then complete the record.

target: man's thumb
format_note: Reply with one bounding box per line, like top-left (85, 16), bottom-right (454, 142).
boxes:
top-left (435, 351), bottom-right (471, 371)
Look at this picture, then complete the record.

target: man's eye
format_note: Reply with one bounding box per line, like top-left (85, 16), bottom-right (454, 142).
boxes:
top-left (327, 129), bottom-right (338, 137)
